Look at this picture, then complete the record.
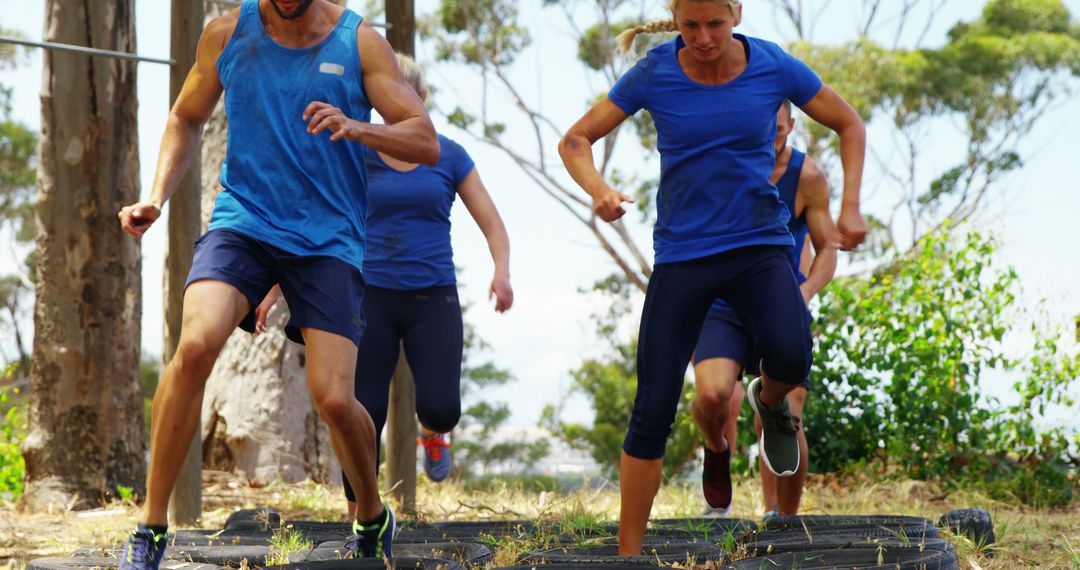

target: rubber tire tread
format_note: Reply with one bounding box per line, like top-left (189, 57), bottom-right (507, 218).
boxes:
top-left (519, 541), bottom-right (726, 564)
top-left (938, 508), bottom-right (995, 549)
top-left (723, 546), bottom-right (960, 569)
top-left (275, 556), bottom-right (465, 570)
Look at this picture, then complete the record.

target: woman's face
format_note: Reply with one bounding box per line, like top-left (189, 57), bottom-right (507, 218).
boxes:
top-left (674, 1), bottom-right (741, 65)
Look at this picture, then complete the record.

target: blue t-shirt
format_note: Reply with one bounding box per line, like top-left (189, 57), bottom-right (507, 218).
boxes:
top-left (607, 34), bottom-right (822, 264)
top-left (210, 0), bottom-right (372, 273)
top-left (709, 147), bottom-right (810, 313)
top-left (363, 135), bottom-right (475, 289)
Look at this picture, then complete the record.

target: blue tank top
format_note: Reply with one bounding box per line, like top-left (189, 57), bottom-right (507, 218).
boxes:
top-left (708, 147), bottom-right (809, 314)
top-left (363, 135), bottom-right (475, 290)
top-left (209, 0), bottom-right (372, 273)
top-left (777, 148), bottom-right (809, 281)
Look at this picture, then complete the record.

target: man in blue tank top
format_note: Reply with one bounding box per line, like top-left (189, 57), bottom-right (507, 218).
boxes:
top-left (691, 100), bottom-right (837, 518)
top-left (115, 1), bottom-right (439, 567)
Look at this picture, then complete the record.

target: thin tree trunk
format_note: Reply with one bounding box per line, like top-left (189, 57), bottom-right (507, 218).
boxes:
top-left (166, 0), bottom-right (205, 526)
top-left (22, 0), bottom-right (145, 510)
top-left (384, 0), bottom-right (418, 516)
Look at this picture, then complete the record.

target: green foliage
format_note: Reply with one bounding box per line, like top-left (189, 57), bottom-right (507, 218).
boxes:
top-left (140, 353), bottom-right (161, 437)
top-left (1, 364), bottom-right (26, 500)
top-left (809, 224), bottom-right (1077, 506)
top-left (542, 274), bottom-right (700, 479)
top-left (424, 0), bottom-right (531, 66)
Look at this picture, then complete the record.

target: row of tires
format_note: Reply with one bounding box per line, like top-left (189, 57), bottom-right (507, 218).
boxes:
top-left (27, 508), bottom-right (993, 570)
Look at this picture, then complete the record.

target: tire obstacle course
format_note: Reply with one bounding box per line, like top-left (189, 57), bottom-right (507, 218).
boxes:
top-left (27, 507), bottom-right (993, 569)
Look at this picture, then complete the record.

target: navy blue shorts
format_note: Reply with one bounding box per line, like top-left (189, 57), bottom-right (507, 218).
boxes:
top-left (692, 303), bottom-right (811, 389)
top-left (184, 229), bottom-right (366, 346)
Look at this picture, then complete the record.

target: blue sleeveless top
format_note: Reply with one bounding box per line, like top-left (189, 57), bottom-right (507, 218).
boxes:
top-left (777, 148), bottom-right (809, 280)
top-left (209, 0), bottom-right (372, 273)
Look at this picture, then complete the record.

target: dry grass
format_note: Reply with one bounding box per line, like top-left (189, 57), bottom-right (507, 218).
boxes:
top-left (0, 470), bottom-right (1077, 568)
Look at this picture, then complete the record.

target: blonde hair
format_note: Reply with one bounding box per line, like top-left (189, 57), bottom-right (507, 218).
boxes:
top-left (616, 0), bottom-right (740, 54)
top-left (395, 53), bottom-right (426, 97)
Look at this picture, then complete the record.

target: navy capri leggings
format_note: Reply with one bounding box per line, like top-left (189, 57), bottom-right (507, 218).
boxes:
top-left (342, 283), bottom-right (464, 501)
top-left (624, 245), bottom-right (812, 460)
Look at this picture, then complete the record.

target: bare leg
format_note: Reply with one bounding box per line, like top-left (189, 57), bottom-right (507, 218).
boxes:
top-left (754, 414), bottom-right (777, 514)
top-left (141, 281), bottom-right (250, 525)
top-left (725, 381), bottom-right (744, 459)
top-left (618, 451), bottom-right (662, 555)
top-left (776, 388), bottom-right (808, 514)
top-left (691, 358), bottom-right (741, 452)
top-left (303, 328), bottom-right (381, 522)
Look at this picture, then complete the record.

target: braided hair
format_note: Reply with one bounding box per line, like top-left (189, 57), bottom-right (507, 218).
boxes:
top-left (616, 0), bottom-right (741, 55)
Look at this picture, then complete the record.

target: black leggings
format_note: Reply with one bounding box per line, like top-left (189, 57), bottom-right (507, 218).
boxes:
top-left (342, 284), bottom-right (464, 501)
top-left (624, 245), bottom-right (812, 460)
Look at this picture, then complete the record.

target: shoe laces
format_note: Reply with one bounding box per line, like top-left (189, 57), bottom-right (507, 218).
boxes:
top-left (125, 531), bottom-right (162, 566)
top-left (767, 403), bottom-right (798, 436)
top-left (417, 433), bottom-right (450, 461)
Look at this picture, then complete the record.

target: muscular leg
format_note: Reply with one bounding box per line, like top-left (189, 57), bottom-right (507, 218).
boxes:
top-left (725, 381), bottom-right (744, 458)
top-left (757, 386), bottom-right (808, 514)
top-left (303, 328), bottom-right (381, 522)
top-left (692, 358), bottom-right (741, 452)
top-left (141, 281), bottom-right (250, 525)
top-left (619, 452), bottom-right (663, 555)
top-left (776, 387), bottom-right (808, 514)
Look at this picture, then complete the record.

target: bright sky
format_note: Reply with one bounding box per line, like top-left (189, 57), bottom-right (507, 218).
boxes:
top-left (0, 0), bottom-right (1077, 429)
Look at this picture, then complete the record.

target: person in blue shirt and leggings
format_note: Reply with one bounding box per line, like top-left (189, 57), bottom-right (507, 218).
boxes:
top-left (694, 100), bottom-right (838, 519)
top-left (116, 1), bottom-right (439, 566)
top-left (558, 0), bottom-right (866, 554)
top-left (256, 54), bottom-right (513, 518)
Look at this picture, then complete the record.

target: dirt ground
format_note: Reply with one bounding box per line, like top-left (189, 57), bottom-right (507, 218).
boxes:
top-left (1, 471), bottom-right (1077, 569)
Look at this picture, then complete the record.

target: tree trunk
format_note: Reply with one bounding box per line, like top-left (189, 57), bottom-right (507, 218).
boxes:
top-left (383, 0), bottom-right (419, 517)
top-left (196, 0), bottom-right (341, 488)
top-left (21, 0), bottom-right (145, 510)
top-left (166, 0), bottom-right (205, 526)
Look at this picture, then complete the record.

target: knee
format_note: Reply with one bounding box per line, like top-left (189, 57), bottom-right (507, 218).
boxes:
top-left (171, 336), bottom-right (220, 383)
top-left (761, 346), bottom-right (811, 386)
top-left (418, 403), bottom-right (460, 435)
top-left (313, 391), bottom-right (356, 428)
top-left (694, 383), bottom-right (735, 412)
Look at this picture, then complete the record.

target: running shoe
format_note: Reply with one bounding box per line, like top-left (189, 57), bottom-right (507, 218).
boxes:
top-left (747, 377), bottom-right (800, 476)
top-left (418, 432), bottom-right (452, 482)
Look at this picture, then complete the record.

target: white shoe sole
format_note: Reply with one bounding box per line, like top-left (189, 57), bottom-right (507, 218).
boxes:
top-left (747, 377), bottom-right (798, 477)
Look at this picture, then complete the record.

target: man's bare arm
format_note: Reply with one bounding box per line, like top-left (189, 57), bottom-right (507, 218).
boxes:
top-left (119, 13), bottom-right (236, 236)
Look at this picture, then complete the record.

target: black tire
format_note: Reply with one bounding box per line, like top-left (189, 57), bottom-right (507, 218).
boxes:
top-left (743, 533), bottom-right (953, 556)
top-left (744, 523), bottom-right (942, 546)
top-left (724, 546), bottom-right (960, 569)
top-left (171, 529), bottom-right (275, 547)
top-left (66, 544), bottom-right (279, 566)
top-left (165, 544), bottom-right (275, 565)
top-left (938, 508), bottom-right (995, 550)
top-left (760, 515), bottom-right (934, 532)
top-left (27, 557), bottom-right (219, 570)
top-left (402, 521), bottom-right (534, 542)
top-left (492, 561), bottom-right (656, 565)
top-left (304, 541), bottom-right (492, 565)
top-left (273, 556), bottom-right (465, 570)
top-left (224, 507), bottom-right (283, 530)
top-left (651, 518), bottom-right (758, 536)
top-left (519, 541), bottom-right (726, 565)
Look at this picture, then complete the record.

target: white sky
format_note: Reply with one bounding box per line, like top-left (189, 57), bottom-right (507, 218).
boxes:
top-left (0, 0), bottom-right (1078, 429)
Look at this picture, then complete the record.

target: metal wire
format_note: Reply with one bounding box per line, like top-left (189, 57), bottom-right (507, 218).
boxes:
top-left (0, 36), bottom-right (174, 66)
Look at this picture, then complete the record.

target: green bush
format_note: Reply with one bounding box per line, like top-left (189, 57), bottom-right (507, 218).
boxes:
top-left (809, 225), bottom-right (1078, 506)
top-left (1, 364), bottom-right (26, 500)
